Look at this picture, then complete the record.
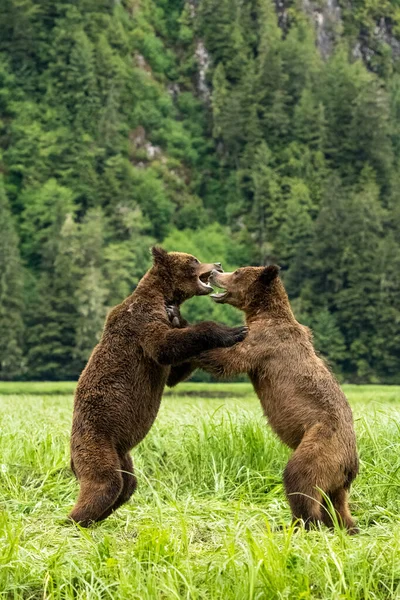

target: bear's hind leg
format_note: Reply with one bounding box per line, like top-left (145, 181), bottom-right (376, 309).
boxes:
top-left (113, 453), bottom-right (137, 509)
top-left (283, 457), bottom-right (323, 529)
top-left (322, 487), bottom-right (358, 534)
top-left (69, 442), bottom-right (123, 527)
top-left (97, 453), bottom-right (137, 522)
top-left (283, 423), bottom-right (336, 530)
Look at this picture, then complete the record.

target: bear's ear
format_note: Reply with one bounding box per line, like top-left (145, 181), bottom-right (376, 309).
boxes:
top-left (151, 246), bottom-right (169, 266)
top-left (259, 265), bottom-right (280, 286)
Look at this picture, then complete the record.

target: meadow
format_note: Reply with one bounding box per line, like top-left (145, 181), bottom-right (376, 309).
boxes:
top-left (1, 383), bottom-right (400, 599)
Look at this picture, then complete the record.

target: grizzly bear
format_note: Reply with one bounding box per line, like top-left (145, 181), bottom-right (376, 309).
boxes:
top-left (168, 266), bottom-right (359, 533)
top-left (69, 248), bottom-right (247, 526)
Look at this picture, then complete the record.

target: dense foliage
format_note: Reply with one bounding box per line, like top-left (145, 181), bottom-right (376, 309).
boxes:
top-left (0, 0), bottom-right (400, 382)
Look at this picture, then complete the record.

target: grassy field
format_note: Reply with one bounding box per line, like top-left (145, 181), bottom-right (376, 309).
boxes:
top-left (1, 383), bottom-right (400, 599)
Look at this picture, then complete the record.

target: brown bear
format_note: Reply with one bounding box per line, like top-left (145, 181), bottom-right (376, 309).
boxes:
top-left (168, 266), bottom-right (359, 533)
top-left (69, 248), bottom-right (247, 526)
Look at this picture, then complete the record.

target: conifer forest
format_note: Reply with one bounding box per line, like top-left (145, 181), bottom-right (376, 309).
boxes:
top-left (1, 0), bottom-right (400, 383)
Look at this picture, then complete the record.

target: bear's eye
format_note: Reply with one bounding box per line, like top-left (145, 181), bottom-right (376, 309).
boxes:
top-left (193, 258), bottom-right (200, 265)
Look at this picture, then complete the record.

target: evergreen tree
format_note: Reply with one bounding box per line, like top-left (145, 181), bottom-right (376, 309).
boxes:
top-left (312, 309), bottom-right (347, 374)
top-left (294, 88), bottom-right (326, 151)
top-left (68, 29), bottom-right (99, 131)
top-left (240, 142), bottom-right (282, 263)
top-left (320, 47), bottom-right (366, 178)
top-left (19, 179), bottom-right (77, 268)
top-left (310, 171), bottom-right (385, 380)
top-left (0, 179), bottom-right (25, 379)
top-left (276, 181), bottom-right (313, 258)
top-left (199, 0), bottom-right (248, 81)
top-left (74, 209), bottom-right (108, 366)
top-left (350, 78), bottom-right (393, 186)
top-left (373, 232), bottom-right (400, 382)
top-left (24, 194), bottom-right (80, 380)
top-left (255, 0), bottom-right (290, 148)
top-left (211, 63), bottom-right (229, 142)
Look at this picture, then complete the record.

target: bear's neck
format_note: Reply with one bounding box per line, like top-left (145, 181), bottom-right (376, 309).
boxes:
top-left (245, 280), bottom-right (296, 323)
top-left (135, 269), bottom-right (182, 306)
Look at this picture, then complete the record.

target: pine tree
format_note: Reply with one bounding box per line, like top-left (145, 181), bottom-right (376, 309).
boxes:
top-left (74, 265), bottom-right (108, 367)
top-left (74, 209), bottom-right (108, 366)
top-left (211, 63), bottom-right (229, 141)
top-left (294, 88), bottom-right (326, 151)
top-left (19, 179), bottom-right (77, 269)
top-left (372, 232), bottom-right (400, 381)
top-left (240, 141), bottom-right (282, 263)
top-left (24, 189), bottom-right (80, 380)
top-left (0, 180), bottom-right (25, 379)
top-left (276, 180), bottom-right (313, 264)
top-left (199, 0), bottom-right (247, 81)
top-left (350, 78), bottom-right (393, 186)
top-left (311, 170), bottom-right (385, 380)
top-left (103, 203), bottom-right (154, 307)
top-left (0, 0), bottom-right (42, 78)
top-left (280, 21), bottom-right (321, 109)
top-left (312, 309), bottom-right (346, 373)
top-left (255, 0), bottom-right (290, 148)
top-left (320, 48), bottom-right (369, 179)
top-left (46, 14), bottom-right (99, 131)
top-left (275, 181), bottom-right (314, 299)
top-left (68, 29), bottom-right (99, 132)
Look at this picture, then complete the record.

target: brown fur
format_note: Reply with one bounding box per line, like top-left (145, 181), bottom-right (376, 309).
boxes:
top-left (168, 266), bottom-right (359, 533)
top-left (69, 249), bottom-right (247, 526)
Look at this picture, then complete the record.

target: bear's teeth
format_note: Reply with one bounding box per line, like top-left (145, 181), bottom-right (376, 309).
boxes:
top-left (198, 279), bottom-right (213, 292)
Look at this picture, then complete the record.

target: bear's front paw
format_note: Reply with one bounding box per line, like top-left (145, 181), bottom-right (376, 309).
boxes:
top-left (166, 304), bottom-right (185, 328)
top-left (219, 325), bottom-right (248, 347)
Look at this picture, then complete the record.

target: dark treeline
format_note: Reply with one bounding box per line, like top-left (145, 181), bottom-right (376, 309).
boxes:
top-left (0, 0), bottom-right (400, 382)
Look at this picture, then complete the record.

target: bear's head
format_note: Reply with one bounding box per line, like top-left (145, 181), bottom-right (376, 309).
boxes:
top-left (209, 265), bottom-right (281, 313)
top-left (151, 247), bottom-right (223, 303)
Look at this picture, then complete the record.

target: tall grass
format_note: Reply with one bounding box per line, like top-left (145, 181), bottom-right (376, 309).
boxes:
top-left (1, 385), bottom-right (400, 598)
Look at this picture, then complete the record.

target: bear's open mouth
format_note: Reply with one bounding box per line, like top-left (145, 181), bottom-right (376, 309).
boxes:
top-left (210, 282), bottom-right (228, 303)
top-left (210, 291), bottom-right (228, 302)
top-left (199, 271), bottom-right (211, 284)
top-left (198, 271), bottom-right (214, 292)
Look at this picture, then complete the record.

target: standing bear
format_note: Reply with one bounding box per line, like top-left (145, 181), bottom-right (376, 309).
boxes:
top-left (69, 248), bottom-right (247, 526)
top-left (168, 265), bottom-right (359, 533)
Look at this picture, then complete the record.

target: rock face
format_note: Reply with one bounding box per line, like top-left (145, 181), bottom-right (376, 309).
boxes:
top-left (274, 0), bottom-right (400, 66)
top-left (129, 126), bottom-right (163, 165)
top-left (358, 17), bottom-right (400, 65)
top-left (302, 0), bottom-right (342, 59)
top-left (377, 18), bottom-right (400, 58)
top-left (274, 0), bottom-right (290, 32)
top-left (193, 0), bottom-right (400, 97)
top-left (195, 40), bottom-right (211, 101)
top-left (273, 0), bottom-right (342, 58)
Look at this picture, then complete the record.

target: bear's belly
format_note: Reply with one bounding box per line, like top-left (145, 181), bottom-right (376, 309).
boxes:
top-left (250, 375), bottom-right (315, 450)
top-left (264, 408), bottom-right (306, 450)
top-left (75, 353), bottom-right (170, 453)
top-left (119, 362), bottom-right (170, 450)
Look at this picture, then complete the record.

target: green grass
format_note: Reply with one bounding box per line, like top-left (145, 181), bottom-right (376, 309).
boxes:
top-left (1, 383), bottom-right (400, 599)
top-left (1, 380), bottom-right (399, 401)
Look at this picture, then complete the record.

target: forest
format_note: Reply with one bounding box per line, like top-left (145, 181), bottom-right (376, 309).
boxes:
top-left (1, 0), bottom-right (400, 382)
